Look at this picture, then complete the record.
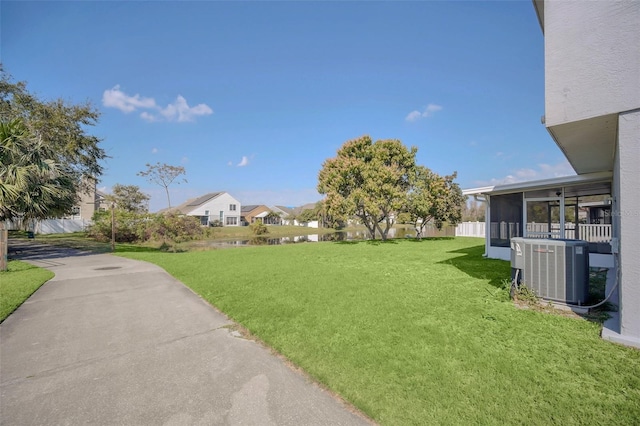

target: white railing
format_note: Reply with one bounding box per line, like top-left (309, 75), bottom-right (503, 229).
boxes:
top-left (489, 222), bottom-right (521, 241)
top-left (455, 221), bottom-right (485, 238)
top-left (462, 222), bottom-right (612, 243)
top-left (577, 224), bottom-right (612, 242)
top-left (525, 222), bottom-right (612, 242)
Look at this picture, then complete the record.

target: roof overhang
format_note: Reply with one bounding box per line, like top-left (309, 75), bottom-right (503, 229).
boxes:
top-left (463, 171), bottom-right (613, 197)
top-left (547, 114), bottom-right (617, 174)
top-left (532, 0), bottom-right (544, 33)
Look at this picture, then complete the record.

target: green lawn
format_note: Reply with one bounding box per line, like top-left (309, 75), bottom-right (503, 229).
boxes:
top-left (120, 237), bottom-right (640, 425)
top-left (0, 260), bottom-right (54, 322)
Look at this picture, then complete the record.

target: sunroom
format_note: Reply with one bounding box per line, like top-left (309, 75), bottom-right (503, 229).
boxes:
top-left (463, 171), bottom-right (614, 269)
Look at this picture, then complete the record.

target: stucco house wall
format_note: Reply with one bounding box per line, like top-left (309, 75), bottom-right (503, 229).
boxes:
top-left (543, 1), bottom-right (640, 126)
top-left (615, 110), bottom-right (640, 341)
top-left (536, 0), bottom-right (640, 347)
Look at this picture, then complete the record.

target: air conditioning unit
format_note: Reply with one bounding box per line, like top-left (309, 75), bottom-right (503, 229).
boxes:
top-left (510, 237), bottom-right (590, 305)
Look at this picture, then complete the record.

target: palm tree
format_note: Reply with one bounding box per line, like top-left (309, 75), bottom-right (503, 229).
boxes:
top-left (0, 119), bottom-right (76, 228)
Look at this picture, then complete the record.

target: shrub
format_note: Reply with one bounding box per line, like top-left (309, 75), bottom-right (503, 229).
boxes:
top-left (144, 213), bottom-right (204, 244)
top-left (88, 211), bottom-right (204, 246)
top-left (87, 210), bottom-right (148, 243)
top-left (249, 221), bottom-right (268, 235)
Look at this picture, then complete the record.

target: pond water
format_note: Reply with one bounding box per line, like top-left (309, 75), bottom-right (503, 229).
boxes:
top-left (197, 226), bottom-right (453, 248)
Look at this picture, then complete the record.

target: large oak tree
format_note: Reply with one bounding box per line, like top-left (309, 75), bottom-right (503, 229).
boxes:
top-left (318, 135), bottom-right (417, 240)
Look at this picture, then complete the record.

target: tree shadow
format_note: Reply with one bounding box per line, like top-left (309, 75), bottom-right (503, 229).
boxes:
top-left (334, 241), bottom-right (361, 245)
top-left (7, 238), bottom-right (162, 262)
top-left (116, 245), bottom-right (162, 253)
top-left (438, 244), bottom-right (511, 289)
top-left (405, 236), bottom-right (456, 242)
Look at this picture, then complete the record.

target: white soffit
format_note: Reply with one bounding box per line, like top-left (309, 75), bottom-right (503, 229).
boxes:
top-left (548, 114), bottom-right (617, 175)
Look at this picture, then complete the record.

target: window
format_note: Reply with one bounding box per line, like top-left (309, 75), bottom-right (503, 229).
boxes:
top-left (70, 206), bottom-right (81, 215)
top-left (229, 204), bottom-right (237, 211)
top-left (226, 216), bottom-right (238, 226)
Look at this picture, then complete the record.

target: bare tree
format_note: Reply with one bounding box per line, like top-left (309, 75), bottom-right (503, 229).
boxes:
top-left (137, 162), bottom-right (186, 209)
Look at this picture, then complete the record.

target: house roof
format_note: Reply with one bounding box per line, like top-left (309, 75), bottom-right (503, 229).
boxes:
top-left (240, 205), bottom-right (272, 218)
top-left (273, 206), bottom-right (294, 216)
top-left (185, 192), bottom-right (223, 207)
top-left (462, 171), bottom-right (613, 197)
top-left (162, 192), bottom-right (225, 214)
top-left (241, 204), bottom-right (261, 213)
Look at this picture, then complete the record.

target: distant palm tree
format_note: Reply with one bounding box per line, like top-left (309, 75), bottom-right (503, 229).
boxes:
top-left (0, 119), bottom-right (75, 227)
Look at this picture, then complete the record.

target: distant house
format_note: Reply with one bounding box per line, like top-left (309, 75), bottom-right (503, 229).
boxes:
top-left (60, 177), bottom-right (103, 221)
top-left (273, 206), bottom-right (296, 225)
top-left (272, 203), bottom-right (320, 227)
top-left (164, 192), bottom-right (241, 226)
top-left (240, 205), bottom-right (272, 226)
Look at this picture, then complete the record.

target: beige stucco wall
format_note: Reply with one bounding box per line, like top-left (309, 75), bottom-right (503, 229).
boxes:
top-left (77, 187), bottom-right (98, 220)
top-left (544, 1), bottom-right (640, 126)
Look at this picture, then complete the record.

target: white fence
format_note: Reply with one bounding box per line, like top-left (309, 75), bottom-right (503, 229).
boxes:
top-left (4, 219), bottom-right (91, 234)
top-left (455, 221), bottom-right (485, 238)
top-left (464, 221), bottom-right (612, 243)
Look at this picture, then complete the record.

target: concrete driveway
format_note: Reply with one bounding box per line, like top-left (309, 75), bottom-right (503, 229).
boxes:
top-left (0, 241), bottom-right (373, 425)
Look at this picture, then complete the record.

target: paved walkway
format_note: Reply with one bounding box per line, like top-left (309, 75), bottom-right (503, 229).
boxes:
top-left (1, 240), bottom-right (373, 425)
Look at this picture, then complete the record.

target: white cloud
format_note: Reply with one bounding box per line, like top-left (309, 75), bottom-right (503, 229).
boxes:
top-left (103, 85), bottom-right (213, 123)
top-left (474, 161), bottom-right (575, 187)
top-left (140, 111), bottom-right (160, 122)
top-left (405, 111), bottom-right (422, 122)
top-left (151, 148), bottom-right (158, 154)
top-left (102, 85), bottom-right (156, 113)
top-left (405, 103), bottom-right (443, 122)
top-left (237, 156), bottom-right (249, 167)
top-left (180, 156), bottom-right (189, 165)
top-left (159, 95), bottom-right (213, 123)
top-left (227, 161), bottom-right (233, 166)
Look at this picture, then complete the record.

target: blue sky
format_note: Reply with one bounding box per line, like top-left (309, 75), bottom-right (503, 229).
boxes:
top-left (2, 0), bottom-right (574, 212)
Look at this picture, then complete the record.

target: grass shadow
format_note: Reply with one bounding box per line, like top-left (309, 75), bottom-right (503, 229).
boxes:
top-left (438, 244), bottom-right (511, 289)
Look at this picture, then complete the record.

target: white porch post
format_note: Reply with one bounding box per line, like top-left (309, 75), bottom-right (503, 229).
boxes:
top-left (522, 193), bottom-right (527, 238)
top-left (484, 195), bottom-right (490, 257)
top-left (560, 187), bottom-right (566, 239)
